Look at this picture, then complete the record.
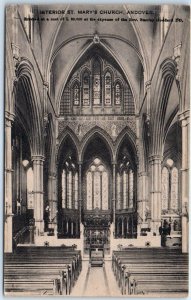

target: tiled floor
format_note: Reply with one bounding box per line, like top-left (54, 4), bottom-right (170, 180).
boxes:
top-left (71, 260), bottom-right (121, 297)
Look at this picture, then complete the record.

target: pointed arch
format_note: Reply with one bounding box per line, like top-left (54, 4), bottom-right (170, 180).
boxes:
top-left (57, 127), bottom-right (80, 163)
top-left (80, 126), bottom-right (114, 163)
top-left (57, 41), bottom-right (137, 112)
top-left (15, 58), bottom-right (44, 156)
top-left (5, 33), bottom-right (16, 115)
top-left (163, 105), bottom-right (179, 143)
top-left (151, 58), bottom-right (177, 156)
top-left (115, 127), bottom-right (138, 165)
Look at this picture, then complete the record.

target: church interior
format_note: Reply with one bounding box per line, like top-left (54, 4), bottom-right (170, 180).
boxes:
top-left (4, 4), bottom-right (189, 296)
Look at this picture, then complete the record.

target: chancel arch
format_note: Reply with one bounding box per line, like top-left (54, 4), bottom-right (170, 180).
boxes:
top-left (80, 128), bottom-right (114, 163)
top-left (81, 132), bottom-right (113, 253)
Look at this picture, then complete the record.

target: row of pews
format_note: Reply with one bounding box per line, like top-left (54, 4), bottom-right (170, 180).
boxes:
top-left (4, 246), bottom-right (82, 296)
top-left (112, 247), bottom-right (188, 296)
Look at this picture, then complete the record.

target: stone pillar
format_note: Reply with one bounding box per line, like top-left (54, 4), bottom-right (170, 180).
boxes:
top-left (179, 111), bottom-right (189, 253)
top-left (4, 113), bottom-right (14, 252)
top-left (149, 155), bottom-right (162, 235)
top-left (145, 80), bottom-right (151, 116)
top-left (48, 172), bottom-right (57, 233)
top-left (78, 163), bottom-right (82, 224)
top-left (76, 221), bottom-right (79, 237)
top-left (137, 172), bottom-right (148, 234)
top-left (112, 163), bottom-right (116, 236)
top-left (71, 222), bottom-right (73, 236)
top-left (122, 219), bottom-right (124, 238)
top-left (32, 155), bottom-right (45, 236)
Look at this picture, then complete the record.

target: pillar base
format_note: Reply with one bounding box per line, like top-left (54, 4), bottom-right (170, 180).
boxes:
top-left (35, 220), bottom-right (44, 236)
top-left (151, 220), bottom-right (161, 236)
top-left (48, 221), bottom-right (57, 236)
top-left (182, 216), bottom-right (188, 253)
top-left (4, 215), bottom-right (14, 253)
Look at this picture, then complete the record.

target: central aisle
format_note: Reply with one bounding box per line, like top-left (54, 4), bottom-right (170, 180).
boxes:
top-left (83, 266), bottom-right (109, 296)
top-left (71, 260), bottom-right (121, 296)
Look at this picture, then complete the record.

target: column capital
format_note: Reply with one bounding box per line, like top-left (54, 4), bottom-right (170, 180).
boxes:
top-left (43, 80), bottom-right (49, 88)
top-left (31, 155), bottom-right (45, 162)
top-left (5, 111), bottom-right (15, 123)
top-left (48, 172), bottom-right (57, 178)
top-left (112, 161), bottom-right (117, 166)
top-left (149, 155), bottom-right (163, 163)
top-left (178, 110), bottom-right (189, 125)
top-left (138, 171), bottom-right (148, 177)
top-left (145, 80), bottom-right (151, 89)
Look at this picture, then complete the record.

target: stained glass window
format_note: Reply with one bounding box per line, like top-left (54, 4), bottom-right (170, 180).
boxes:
top-left (62, 169), bottom-right (66, 208)
top-left (82, 72), bottom-right (90, 106)
top-left (87, 172), bottom-right (92, 210)
top-left (27, 167), bottom-right (34, 209)
top-left (161, 162), bottom-right (179, 211)
top-left (126, 172), bottom-right (129, 208)
top-left (102, 171), bottom-right (108, 210)
top-left (117, 173), bottom-right (121, 210)
top-left (116, 166), bottom-right (134, 209)
top-left (116, 166), bottom-right (134, 210)
top-left (161, 167), bottom-right (169, 210)
top-left (171, 167), bottom-right (178, 210)
top-left (93, 59), bottom-right (101, 105)
top-left (129, 170), bottom-right (134, 208)
top-left (61, 165), bottom-right (79, 210)
top-left (94, 171), bottom-right (101, 208)
top-left (104, 72), bottom-right (112, 105)
top-left (73, 83), bottom-right (80, 106)
top-left (86, 159), bottom-right (108, 210)
top-left (115, 82), bottom-right (121, 105)
top-left (74, 172), bottom-right (78, 209)
top-left (123, 171), bottom-right (127, 209)
top-left (68, 171), bottom-right (72, 209)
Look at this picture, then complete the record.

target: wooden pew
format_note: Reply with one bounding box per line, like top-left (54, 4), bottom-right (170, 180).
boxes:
top-left (4, 247), bottom-right (82, 295)
top-left (133, 279), bottom-right (188, 295)
top-left (5, 262), bottom-right (75, 295)
top-left (4, 265), bottom-right (71, 295)
top-left (112, 249), bottom-right (188, 295)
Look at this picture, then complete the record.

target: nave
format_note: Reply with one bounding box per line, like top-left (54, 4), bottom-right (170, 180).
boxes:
top-left (4, 245), bottom-right (188, 297)
top-left (4, 4), bottom-right (189, 297)
top-left (71, 261), bottom-right (120, 296)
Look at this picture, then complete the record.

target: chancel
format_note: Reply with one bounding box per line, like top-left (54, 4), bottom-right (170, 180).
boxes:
top-left (4, 3), bottom-right (189, 297)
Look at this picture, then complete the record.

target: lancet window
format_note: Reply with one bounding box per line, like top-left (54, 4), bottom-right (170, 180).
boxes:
top-left (82, 72), bottom-right (90, 106)
top-left (161, 159), bottom-right (179, 211)
top-left (115, 82), bottom-right (122, 105)
top-left (93, 59), bottom-right (101, 105)
top-left (73, 82), bottom-right (80, 106)
top-left (116, 161), bottom-right (134, 210)
top-left (104, 72), bottom-right (112, 105)
top-left (61, 159), bottom-right (79, 210)
top-left (86, 158), bottom-right (109, 210)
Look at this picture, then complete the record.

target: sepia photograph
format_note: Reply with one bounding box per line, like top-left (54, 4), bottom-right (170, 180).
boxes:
top-left (4, 3), bottom-right (189, 297)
